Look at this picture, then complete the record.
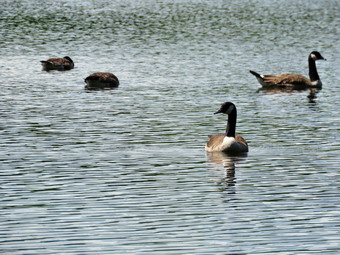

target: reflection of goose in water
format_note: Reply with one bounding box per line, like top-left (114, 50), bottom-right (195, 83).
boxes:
top-left (207, 152), bottom-right (247, 189)
top-left (307, 88), bottom-right (321, 104)
top-left (257, 87), bottom-right (321, 104)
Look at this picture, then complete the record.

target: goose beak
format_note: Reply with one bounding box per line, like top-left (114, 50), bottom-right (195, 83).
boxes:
top-left (214, 109), bottom-right (223, 114)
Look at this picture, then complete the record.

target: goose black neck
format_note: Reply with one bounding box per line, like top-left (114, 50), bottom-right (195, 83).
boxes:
top-left (308, 57), bottom-right (320, 82)
top-left (226, 108), bottom-right (237, 137)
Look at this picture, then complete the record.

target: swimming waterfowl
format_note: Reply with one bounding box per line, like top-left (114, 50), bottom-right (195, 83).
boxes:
top-left (40, 56), bottom-right (74, 71)
top-left (84, 72), bottom-right (119, 89)
top-left (249, 51), bottom-right (326, 88)
top-left (205, 102), bottom-right (248, 154)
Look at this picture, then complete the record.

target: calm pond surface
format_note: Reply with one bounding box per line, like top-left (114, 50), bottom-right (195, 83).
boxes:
top-left (1, 0), bottom-right (339, 254)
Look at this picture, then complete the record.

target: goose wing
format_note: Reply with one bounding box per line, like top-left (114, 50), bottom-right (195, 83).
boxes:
top-left (206, 133), bottom-right (226, 151)
top-left (235, 135), bottom-right (248, 147)
top-left (262, 73), bottom-right (311, 86)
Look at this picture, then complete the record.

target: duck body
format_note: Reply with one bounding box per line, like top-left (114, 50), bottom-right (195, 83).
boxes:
top-left (41, 56), bottom-right (74, 71)
top-left (84, 72), bottom-right (119, 90)
top-left (250, 51), bottom-right (326, 89)
top-left (205, 102), bottom-right (248, 154)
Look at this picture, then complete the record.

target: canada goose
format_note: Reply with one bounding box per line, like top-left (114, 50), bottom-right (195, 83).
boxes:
top-left (249, 51), bottom-right (326, 88)
top-left (205, 102), bottom-right (248, 154)
top-left (40, 56), bottom-right (74, 71)
top-left (84, 72), bottom-right (119, 89)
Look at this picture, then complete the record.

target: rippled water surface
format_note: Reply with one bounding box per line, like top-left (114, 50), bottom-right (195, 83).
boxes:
top-left (1, 0), bottom-right (339, 254)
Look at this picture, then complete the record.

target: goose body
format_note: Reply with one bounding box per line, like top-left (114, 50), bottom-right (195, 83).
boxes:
top-left (41, 56), bottom-right (74, 71)
top-left (249, 51), bottom-right (326, 88)
top-left (206, 134), bottom-right (248, 153)
top-left (205, 102), bottom-right (248, 154)
top-left (84, 72), bottom-right (119, 89)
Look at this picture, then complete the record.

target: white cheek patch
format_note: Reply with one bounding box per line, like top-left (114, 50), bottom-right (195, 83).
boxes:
top-left (310, 53), bottom-right (317, 60)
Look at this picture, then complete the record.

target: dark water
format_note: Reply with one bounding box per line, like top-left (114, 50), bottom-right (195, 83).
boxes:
top-left (1, 0), bottom-right (339, 254)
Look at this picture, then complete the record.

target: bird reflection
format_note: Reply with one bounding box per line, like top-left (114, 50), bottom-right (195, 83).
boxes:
top-left (257, 86), bottom-right (307, 94)
top-left (307, 88), bottom-right (321, 104)
top-left (206, 152), bottom-right (247, 192)
top-left (257, 86), bottom-right (322, 104)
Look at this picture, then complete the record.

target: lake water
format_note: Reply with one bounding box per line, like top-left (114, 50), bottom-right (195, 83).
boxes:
top-left (1, 0), bottom-right (339, 254)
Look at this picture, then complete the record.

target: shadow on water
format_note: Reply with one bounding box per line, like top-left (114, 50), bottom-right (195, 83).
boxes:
top-left (206, 152), bottom-right (247, 194)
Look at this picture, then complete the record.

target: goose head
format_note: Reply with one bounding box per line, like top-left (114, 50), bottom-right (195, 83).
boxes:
top-left (309, 51), bottom-right (326, 61)
top-left (214, 102), bottom-right (236, 115)
top-left (63, 56), bottom-right (74, 63)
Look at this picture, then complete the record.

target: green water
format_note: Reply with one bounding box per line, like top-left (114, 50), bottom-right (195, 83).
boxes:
top-left (1, 0), bottom-right (339, 254)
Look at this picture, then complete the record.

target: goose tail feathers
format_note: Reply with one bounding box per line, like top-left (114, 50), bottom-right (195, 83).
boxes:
top-left (249, 70), bottom-right (261, 78)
